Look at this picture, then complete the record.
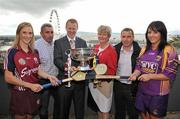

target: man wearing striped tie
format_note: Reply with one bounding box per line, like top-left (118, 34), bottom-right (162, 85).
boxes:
top-left (54, 18), bottom-right (87, 119)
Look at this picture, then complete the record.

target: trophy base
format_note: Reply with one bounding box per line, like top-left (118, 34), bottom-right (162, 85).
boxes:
top-left (79, 65), bottom-right (91, 71)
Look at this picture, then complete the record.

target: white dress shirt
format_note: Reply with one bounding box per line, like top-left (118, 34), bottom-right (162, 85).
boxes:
top-left (116, 46), bottom-right (133, 84)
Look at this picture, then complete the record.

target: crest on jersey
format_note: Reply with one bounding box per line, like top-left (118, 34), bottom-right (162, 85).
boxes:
top-left (18, 58), bottom-right (26, 65)
top-left (34, 57), bottom-right (39, 64)
top-left (156, 55), bottom-right (162, 61)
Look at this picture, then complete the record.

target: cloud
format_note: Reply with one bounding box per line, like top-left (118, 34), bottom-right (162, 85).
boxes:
top-left (0, 0), bottom-right (82, 16)
top-left (0, 0), bottom-right (83, 35)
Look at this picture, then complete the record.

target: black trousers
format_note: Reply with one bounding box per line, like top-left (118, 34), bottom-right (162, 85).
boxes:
top-left (113, 80), bottom-right (139, 119)
top-left (54, 81), bottom-right (86, 119)
top-left (39, 79), bottom-right (59, 119)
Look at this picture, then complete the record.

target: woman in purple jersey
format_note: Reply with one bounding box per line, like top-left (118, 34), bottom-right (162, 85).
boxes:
top-left (4, 22), bottom-right (58, 119)
top-left (129, 21), bottom-right (179, 119)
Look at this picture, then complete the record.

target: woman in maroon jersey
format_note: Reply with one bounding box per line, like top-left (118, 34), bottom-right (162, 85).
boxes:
top-left (4, 22), bottom-right (58, 119)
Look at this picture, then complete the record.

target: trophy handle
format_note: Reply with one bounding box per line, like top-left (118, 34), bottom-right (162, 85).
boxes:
top-left (65, 49), bottom-right (71, 56)
top-left (65, 49), bottom-right (78, 61)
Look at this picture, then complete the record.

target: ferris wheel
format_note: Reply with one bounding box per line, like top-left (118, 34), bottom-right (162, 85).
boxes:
top-left (49, 9), bottom-right (60, 39)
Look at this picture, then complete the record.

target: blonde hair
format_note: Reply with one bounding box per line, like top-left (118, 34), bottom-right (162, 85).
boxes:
top-left (12, 22), bottom-right (35, 52)
top-left (97, 25), bottom-right (112, 37)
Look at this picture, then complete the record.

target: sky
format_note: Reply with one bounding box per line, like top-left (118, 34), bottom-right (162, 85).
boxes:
top-left (0, 0), bottom-right (180, 35)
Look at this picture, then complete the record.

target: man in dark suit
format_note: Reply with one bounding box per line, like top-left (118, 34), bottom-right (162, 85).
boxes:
top-left (54, 18), bottom-right (87, 119)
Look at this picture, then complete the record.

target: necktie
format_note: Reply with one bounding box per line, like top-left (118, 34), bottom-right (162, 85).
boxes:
top-left (70, 39), bottom-right (75, 49)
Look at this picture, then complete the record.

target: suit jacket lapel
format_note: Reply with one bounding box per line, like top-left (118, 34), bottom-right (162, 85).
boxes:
top-left (65, 36), bottom-right (71, 49)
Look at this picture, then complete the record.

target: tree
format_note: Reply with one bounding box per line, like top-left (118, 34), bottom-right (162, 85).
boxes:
top-left (169, 35), bottom-right (180, 49)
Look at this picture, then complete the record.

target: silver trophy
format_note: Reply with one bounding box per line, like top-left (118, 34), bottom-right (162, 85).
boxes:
top-left (66, 48), bottom-right (96, 71)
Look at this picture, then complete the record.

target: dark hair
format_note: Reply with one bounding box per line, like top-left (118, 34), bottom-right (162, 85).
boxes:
top-left (145, 21), bottom-right (168, 53)
top-left (121, 28), bottom-right (134, 36)
top-left (41, 23), bottom-right (53, 32)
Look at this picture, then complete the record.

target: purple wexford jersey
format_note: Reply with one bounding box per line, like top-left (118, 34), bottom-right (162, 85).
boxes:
top-left (135, 47), bottom-right (178, 96)
top-left (4, 47), bottom-right (40, 84)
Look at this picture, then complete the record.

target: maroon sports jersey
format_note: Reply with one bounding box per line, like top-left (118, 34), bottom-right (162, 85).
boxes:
top-left (4, 47), bottom-right (40, 84)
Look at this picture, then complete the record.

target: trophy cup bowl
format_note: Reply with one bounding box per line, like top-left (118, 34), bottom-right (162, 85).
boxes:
top-left (66, 48), bottom-right (96, 71)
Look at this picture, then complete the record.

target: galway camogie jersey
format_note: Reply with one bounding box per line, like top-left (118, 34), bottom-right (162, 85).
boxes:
top-left (135, 48), bottom-right (178, 96)
top-left (4, 47), bottom-right (40, 85)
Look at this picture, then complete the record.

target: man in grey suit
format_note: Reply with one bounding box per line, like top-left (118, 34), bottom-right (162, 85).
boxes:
top-left (54, 18), bottom-right (87, 119)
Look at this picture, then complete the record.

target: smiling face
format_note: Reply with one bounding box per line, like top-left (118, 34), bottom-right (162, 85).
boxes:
top-left (145, 21), bottom-right (168, 51)
top-left (147, 28), bottom-right (161, 47)
top-left (97, 25), bottom-right (111, 46)
top-left (121, 31), bottom-right (134, 48)
top-left (66, 21), bottom-right (78, 39)
top-left (98, 31), bottom-right (110, 44)
top-left (41, 26), bottom-right (54, 43)
top-left (19, 26), bottom-right (33, 46)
